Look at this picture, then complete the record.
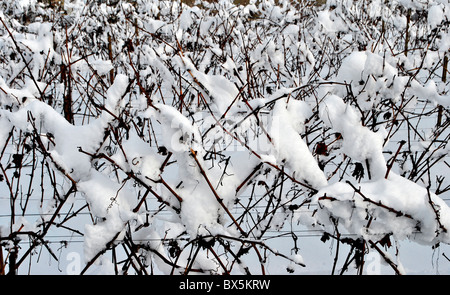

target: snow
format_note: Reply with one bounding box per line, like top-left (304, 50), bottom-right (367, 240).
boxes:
top-left (319, 94), bottom-right (387, 179)
top-left (79, 170), bottom-right (138, 262)
top-left (428, 4), bottom-right (446, 29)
top-left (0, 0), bottom-right (449, 275)
top-left (334, 51), bottom-right (398, 110)
top-left (181, 56), bottom-right (240, 115)
top-left (270, 97), bottom-right (328, 189)
top-left (88, 58), bottom-right (113, 76)
top-left (314, 172), bottom-right (450, 245)
top-left (411, 80), bottom-right (450, 108)
top-left (317, 10), bottom-right (347, 34)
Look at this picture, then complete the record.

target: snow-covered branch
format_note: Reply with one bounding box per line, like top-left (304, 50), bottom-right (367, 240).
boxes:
top-left (0, 0), bottom-right (448, 275)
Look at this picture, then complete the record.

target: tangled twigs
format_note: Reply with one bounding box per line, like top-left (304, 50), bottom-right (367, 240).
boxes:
top-left (0, 0), bottom-right (448, 275)
top-left (0, 17), bottom-right (43, 100)
top-left (77, 147), bottom-right (181, 212)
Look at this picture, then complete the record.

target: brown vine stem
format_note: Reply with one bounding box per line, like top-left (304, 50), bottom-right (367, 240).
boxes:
top-left (207, 245), bottom-right (230, 275)
top-left (190, 148), bottom-right (245, 236)
top-left (190, 148), bottom-right (266, 274)
top-left (77, 147), bottom-right (181, 212)
top-left (0, 17), bottom-right (43, 100)
top-left (385, 140), bottom-right (406, 179)
top-left (15, 184), bottom-right (76, 270)
top-left (346, 180), bottom-right (414, 220)
top-left (369, 240), bottom-right (402, 275)
top-left (80, 230), bottom-right (123, 275)
top-left (426, 186), bottom-right (447, 235)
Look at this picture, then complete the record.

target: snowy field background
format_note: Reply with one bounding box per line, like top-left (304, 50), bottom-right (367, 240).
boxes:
top-left (0, 0), bottom-right (449, 275)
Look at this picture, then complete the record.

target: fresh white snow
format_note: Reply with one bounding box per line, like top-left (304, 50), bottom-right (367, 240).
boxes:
top-left (0, 0), bottom-right (448, 275)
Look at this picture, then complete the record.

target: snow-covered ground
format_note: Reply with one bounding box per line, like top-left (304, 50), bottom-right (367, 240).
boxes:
top-left (0, 0), bottom-right (449, 275)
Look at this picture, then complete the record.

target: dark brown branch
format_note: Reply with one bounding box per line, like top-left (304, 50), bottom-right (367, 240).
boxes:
top-left (190, 148), bottom-right (246, 236)
top-left (369, 240), bottom-right (402, 275)
top-left (346, 181), bottom-right (414, 220)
